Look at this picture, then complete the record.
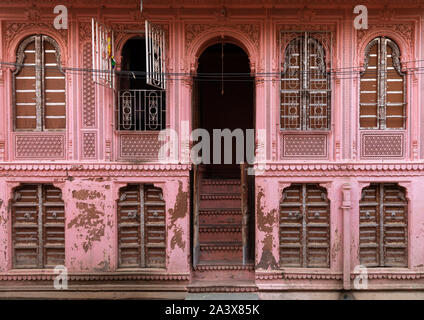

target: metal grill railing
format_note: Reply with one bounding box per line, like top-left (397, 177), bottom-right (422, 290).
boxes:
top-left (117, 89), bottom-right (165, 131)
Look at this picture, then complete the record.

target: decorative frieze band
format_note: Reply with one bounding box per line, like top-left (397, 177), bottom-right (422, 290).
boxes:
top-left (0, 273), bottom-right (190, 282)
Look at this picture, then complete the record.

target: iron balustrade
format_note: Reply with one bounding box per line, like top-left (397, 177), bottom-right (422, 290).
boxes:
top-left (117, 89), bottom-right (165, 131)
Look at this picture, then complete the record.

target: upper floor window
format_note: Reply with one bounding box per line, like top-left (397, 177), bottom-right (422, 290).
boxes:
top-left (117, 184), bottom-right (166, 268)
top-left (117, 36), bottom-right (166, 131)
top-left (359, 183), bottom-right (408, 267)
top-left (12, 184), bottom-right (65, 268)
top-left (280, 32), bottom-right (331, 131)
top-left (360, 37), bottom-right (406, 130)
top-left (280, 184), bottom-right (330, 268)
top-left (13, 35), bottom-right (66, 131)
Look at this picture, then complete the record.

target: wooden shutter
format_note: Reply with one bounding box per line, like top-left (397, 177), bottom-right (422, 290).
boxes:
top-left (13, 35), bottom-right (65, 131)
top-left (43, 37), bottom-right (66, 129)
top-left (118, 184), bottom-right (166, 268)
top-left (359, 183), bottom-right (408, 267)
top-left (12, 185), bottom-right (40, 268)
top-left (385, 41), bottom-right (405, 129)
top-left (14, 38), bottom-right (37, 130)
top-left (280, 184), bottom-right (330, 268)
top-left (42, 185), bottom-right (65, 267)
top-left (144, 186), bottom-right (166, 267)
top-left (360, 38), bottom-right (405, 129)
top-left (281, 32), bottom-right (331, 130)
top-left (12, 184), bottom-right (65, 268)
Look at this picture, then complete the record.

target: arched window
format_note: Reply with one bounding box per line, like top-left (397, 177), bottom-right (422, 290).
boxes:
top-left (280, 184), bottom-right (330, 268)
top-left (13, 35), bottom-right (66, 131)
top-left (360, 37), bottom-right (406, 130)
top-left (117, 184), bottom-right (166, 268)
top-left (359, 183), bottom-right (408, 267)
top-left (12, 184), bottom-right (65, 268)
top-left (281, 33), bottom-right (331, 131)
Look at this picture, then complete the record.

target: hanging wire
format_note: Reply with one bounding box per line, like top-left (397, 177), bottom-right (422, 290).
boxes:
top-left (1, 59), bottom-right (424, 83)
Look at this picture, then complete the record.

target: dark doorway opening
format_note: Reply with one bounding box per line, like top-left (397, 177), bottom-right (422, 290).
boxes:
top-left (191, 42), bottom-right (255, 269)
top-left (194, 42), bottom-right (255, 178)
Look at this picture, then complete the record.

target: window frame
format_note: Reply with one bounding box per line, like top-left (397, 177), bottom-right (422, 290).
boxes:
top-left (279, 183), bottom-right (331, 268)
top-left (359, 183), bottom-right (408, 268)
top-left (11, 184), bottom-right (65, 269)
top-left (359, 37), bottom-right (406, 130)
top-left (280, 31), bottom-right (332, 132)
top-left (117, 184), bottom-right (166, 269)
top-left (12, 34), bottom-right (66, 132)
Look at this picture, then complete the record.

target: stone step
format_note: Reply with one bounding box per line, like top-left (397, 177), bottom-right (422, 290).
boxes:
top-left (200, 179), bottom-right (241, 194)
top-left (193, 262), bottom-right (255, 281)
top-left (199, 193), bottom-right (241, 209)
top-left (199, 225), bottom-right (242, 243)
top-left (199, 242), bottom-right (243, 261)
top-left (199, 208), bottom-right (242, 225)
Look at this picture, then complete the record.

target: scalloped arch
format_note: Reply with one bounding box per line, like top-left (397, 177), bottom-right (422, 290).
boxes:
top-left (357, 28), bottom-right (413, 69)
top-left (8, 29), bottom-right (67, 67)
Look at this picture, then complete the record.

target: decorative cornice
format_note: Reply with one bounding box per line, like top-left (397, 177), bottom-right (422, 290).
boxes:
top-left (0, 272), bottom-right (191, 281)
top-left (0, 163), bottom-right (191, 171)
top-left (256, 272), bottom-right (342, 280)
top-left (3, 162), bottom-right (424, 177)
top-left (253, 163), bottom-right (424, 176)
top-left (350, 272), bottom-right (424, 280)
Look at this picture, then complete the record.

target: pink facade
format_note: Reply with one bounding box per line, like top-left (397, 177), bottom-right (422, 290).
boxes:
top-left (0, 0), bottom-right (424, 299)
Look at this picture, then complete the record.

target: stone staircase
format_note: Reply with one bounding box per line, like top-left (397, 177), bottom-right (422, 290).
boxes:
top-left (198, 179), bottom-right (243, 264)
top-left (189, 178), bottom-right (256, 295)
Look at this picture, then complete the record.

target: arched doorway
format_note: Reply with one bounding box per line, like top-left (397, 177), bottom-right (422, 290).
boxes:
top-left (192, 41), bottom-right (255, 268)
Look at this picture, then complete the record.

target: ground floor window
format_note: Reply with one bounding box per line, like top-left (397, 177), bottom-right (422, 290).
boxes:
top-left (279, 184), bottom-right (330, 268)
top-left (359, 183), bottom-right (408, 267)
top-left (117, 184), bottom-right (166, 268)
top-left (12, 184), bottom-right (65, 268)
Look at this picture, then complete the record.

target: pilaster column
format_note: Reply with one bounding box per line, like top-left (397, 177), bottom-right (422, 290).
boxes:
top-left (341, 183), bottom-right (352, 289)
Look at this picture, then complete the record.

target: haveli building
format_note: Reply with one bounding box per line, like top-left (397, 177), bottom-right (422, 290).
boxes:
top-left (0, 0), bottom-right (424, 299)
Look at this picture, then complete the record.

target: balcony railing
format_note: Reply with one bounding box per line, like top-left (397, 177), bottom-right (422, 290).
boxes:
top-left (117, 89), bottom-right (165, 131)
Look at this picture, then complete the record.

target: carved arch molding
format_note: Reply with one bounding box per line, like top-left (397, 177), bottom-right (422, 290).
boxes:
top-left (184, 23), bottom-right (260, 73)
top-left (357, 23), bottom-right (415, 64)
top-left (5, 22), bottom-right (67, 55)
